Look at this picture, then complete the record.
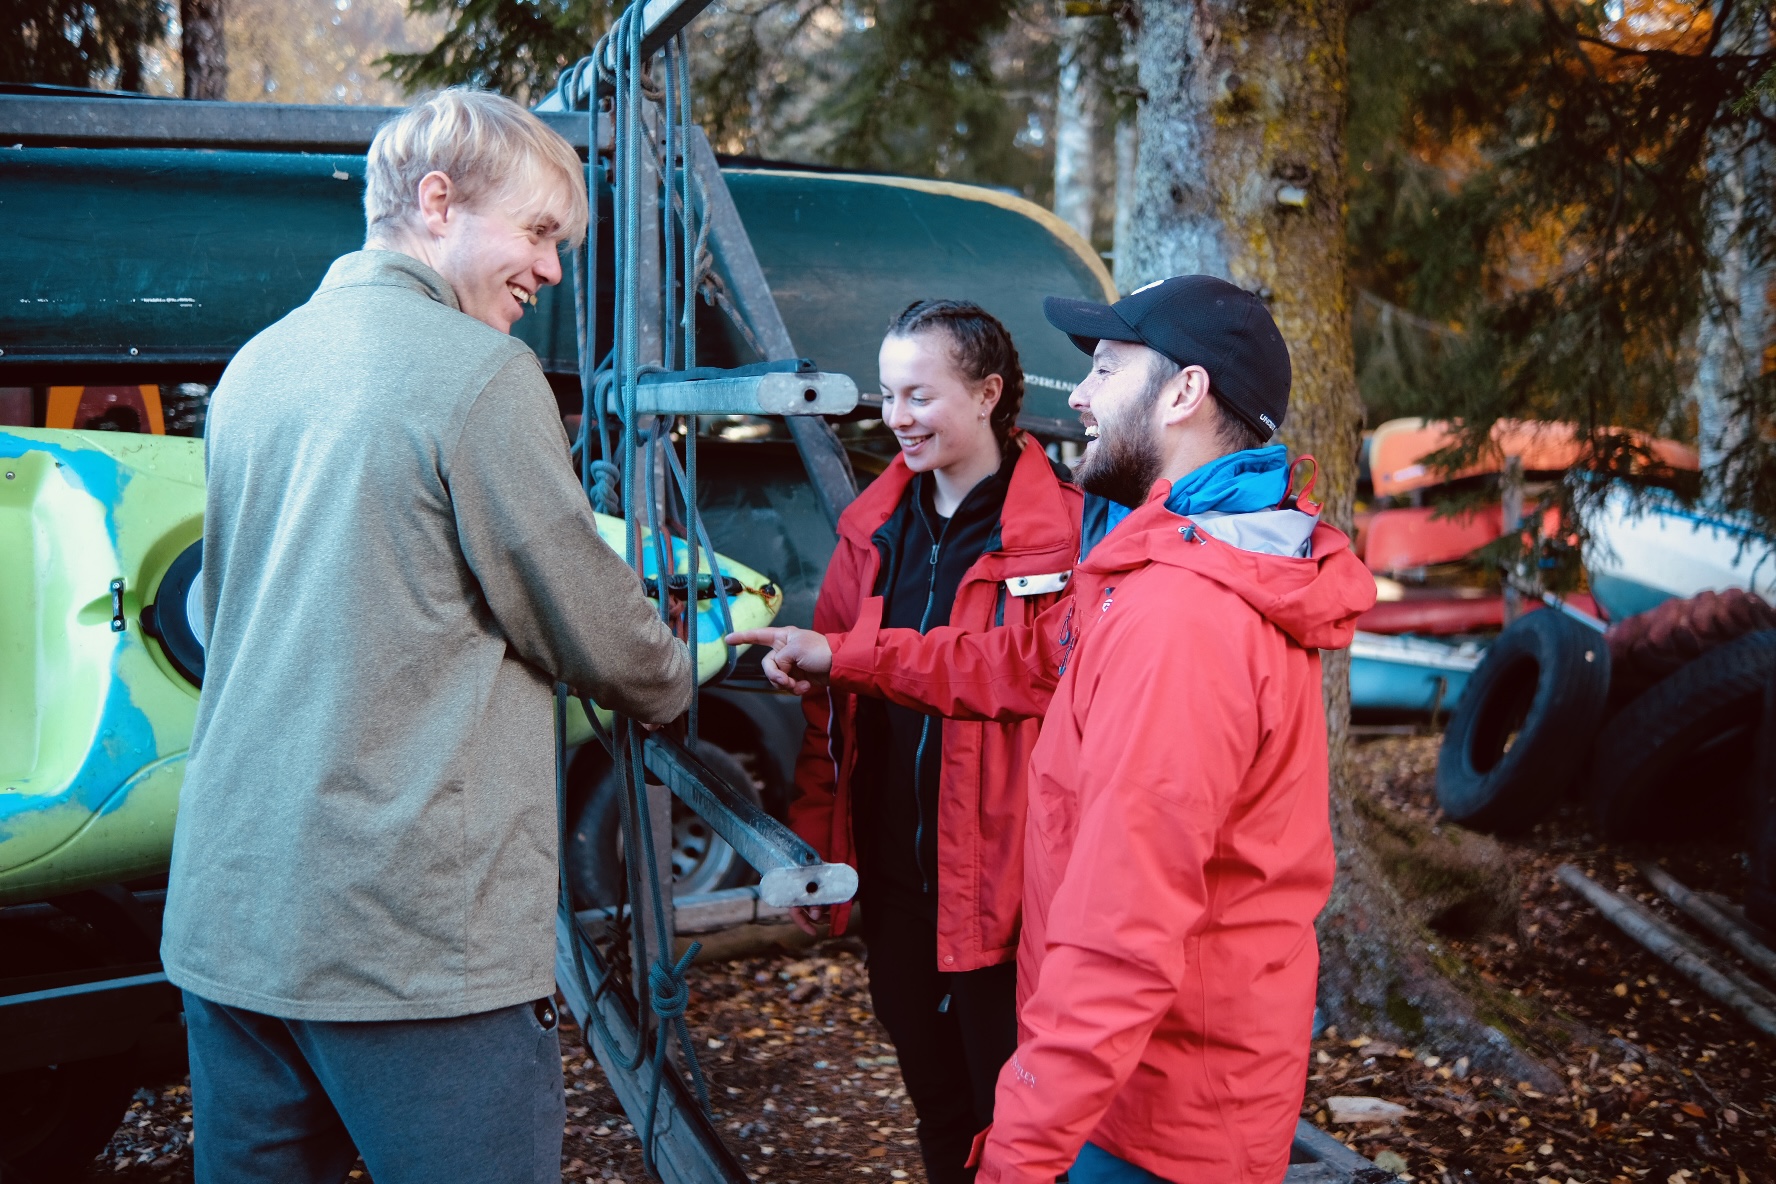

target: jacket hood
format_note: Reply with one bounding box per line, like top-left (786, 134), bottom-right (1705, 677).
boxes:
top-left (1080, 479), bottom-right (1377, 650)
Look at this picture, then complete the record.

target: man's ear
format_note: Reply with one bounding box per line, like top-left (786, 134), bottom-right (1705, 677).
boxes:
top-left (1158, 364), bottom-right (1214, 427)
top-left (415, 171), bottom-right (455, 239)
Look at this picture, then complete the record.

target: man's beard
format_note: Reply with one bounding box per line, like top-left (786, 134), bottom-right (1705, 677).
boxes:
top-left (1077, 400), bottom-right (1163, 508)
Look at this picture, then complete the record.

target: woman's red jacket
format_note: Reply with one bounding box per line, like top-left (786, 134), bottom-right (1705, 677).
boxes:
top-left (789, 436), bottom-right (1082, 971)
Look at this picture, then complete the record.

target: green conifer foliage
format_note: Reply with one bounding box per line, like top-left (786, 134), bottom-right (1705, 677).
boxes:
top-left (4, 0), bottom-right (171, 92)
top-left (1349, 0), bottom-right (1773, 535)
top-left (381, 0), bottom-right (615, 104)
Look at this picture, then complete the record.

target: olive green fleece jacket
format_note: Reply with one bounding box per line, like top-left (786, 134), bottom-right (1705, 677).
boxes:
top-left (161, 250), bottom-right (691, 1021)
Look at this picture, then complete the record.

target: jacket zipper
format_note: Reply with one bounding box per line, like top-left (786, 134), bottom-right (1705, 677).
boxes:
top-left (910, 498), bottom-right (953, 896)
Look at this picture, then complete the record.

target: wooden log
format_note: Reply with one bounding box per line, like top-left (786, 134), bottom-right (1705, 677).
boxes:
top-left (1555, 864), bottom-right (1776, 1041)
top-left (1564, 868), bottom-right (1776, 1017)
top-left (1624, 885), bottom-right (1776, 1016)
top-left (1701, 892), bottom-right (1776, 950)
top-left (1640, 862), bottom-right (1776, 985)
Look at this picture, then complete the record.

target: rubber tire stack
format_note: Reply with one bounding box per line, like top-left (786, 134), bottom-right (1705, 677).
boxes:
top-left (1436, 609), bottom-right (1612, 834)
top-left (1587, 629), bottom-right (1776, 840)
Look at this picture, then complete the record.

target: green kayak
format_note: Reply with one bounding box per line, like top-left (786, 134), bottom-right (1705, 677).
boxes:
top-left (0, 427), bottom-right (782, 904)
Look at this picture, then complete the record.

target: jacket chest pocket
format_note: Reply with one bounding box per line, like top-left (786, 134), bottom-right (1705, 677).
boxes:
top-left (1031, 772), bottom-right (1078, 854)
top-left (1037, 781), bottom-right (1072, 855)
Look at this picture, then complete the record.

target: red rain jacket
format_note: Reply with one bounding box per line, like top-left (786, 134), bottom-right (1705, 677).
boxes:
top-left (827, 480), bottom-right (1376, 1183)
top-left (790, 435), bottom-right (1082, 971)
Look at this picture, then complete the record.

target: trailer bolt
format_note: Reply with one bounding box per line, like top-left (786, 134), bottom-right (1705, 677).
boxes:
top-left (129, 347), bottom-right (139, 355)
top-left (4, 472), bottom-right (13, 480)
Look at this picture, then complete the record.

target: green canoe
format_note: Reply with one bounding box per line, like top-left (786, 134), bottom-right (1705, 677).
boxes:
top-left (0, 146), bottom-right (1112, 425)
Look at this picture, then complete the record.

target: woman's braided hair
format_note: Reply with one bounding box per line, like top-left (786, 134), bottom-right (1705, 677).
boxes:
top-left (885, 299), bottom-right (1026, 448)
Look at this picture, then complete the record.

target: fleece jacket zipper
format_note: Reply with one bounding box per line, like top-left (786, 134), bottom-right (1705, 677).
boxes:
top-left (910, 498), bottom-right (953, 896)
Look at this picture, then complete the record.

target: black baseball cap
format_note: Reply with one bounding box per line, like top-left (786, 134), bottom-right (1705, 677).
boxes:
top-left (1043, 275), bottom-right (1291, 440)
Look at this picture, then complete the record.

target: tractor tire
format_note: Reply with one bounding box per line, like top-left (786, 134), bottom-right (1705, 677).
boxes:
top-left (1436, 610), bottom-right (1612, 833)
top-left (1588, 629), bottom-right (1776, 840)
top-left (1743, 656), bottom-right (1776, 932)
top-left (567, 739), bottom-right (762, 909)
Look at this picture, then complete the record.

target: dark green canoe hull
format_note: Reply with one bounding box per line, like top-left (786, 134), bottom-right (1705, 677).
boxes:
top-left (0, 148), bottom-right (1110, 424)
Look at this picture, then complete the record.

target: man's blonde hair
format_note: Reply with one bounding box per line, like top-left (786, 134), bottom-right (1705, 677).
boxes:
top-left (365, 87), bottom-right (588, 247)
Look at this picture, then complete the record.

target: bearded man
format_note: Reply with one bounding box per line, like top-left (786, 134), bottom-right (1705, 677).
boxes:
top-left (731, 275), bottom-right (1375, 1183)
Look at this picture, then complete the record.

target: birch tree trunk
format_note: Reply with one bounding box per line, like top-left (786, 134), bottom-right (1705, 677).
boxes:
top-left (1123, 0), bottom-right (1556, 1085)
top-left (1053, 15), bottom-right (1098, 242)
top-left (181, 0), bottom-right (228, 100)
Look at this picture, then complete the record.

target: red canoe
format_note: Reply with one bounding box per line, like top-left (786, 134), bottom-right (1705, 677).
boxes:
top-left (1358, 590), bottom-right (1602, 635)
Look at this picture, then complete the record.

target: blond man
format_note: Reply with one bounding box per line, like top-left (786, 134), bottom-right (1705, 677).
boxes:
top-left (160, 89), bottom-right (690, 1184)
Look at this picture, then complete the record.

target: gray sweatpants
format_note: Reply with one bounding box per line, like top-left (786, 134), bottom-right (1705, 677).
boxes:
top-left (183, 990), bottom-right (565, 1184)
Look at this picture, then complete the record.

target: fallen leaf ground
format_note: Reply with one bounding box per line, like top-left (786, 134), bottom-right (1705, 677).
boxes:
top-left (85, 736), bottom-right (1776, 1183)
top-left (1306, 736), bottom-right (1776, 1184)
top-left (84, 940), bottom-right (927, 1184)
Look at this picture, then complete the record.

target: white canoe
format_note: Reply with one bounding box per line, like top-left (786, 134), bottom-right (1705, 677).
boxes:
top-left (1583, 487), bottom-right (1776, 622)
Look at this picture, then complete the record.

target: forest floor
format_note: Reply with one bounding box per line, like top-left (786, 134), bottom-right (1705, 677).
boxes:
top-left (86, 736), bottom-right (1776, 1184)
top-left (1313, 735), bottom-right (1776, 1184)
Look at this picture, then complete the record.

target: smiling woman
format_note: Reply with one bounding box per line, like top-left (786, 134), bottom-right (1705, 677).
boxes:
top-left (781, 299), bottom-right (1083, 1184)
top-left (361, 87), bottom-right (588, 334)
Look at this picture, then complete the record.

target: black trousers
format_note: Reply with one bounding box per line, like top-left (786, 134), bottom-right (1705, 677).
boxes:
top-left (862, 898), bottom-right (1019, 1184)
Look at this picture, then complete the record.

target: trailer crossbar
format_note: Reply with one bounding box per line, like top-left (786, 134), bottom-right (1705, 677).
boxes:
top-left (641, 732), bottom-right (858, 908)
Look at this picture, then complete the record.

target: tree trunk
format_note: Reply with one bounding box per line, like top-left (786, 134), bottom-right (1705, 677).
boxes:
top-left (1111, 112), bottom-right (1138, 292)
top-left (181, 0), bottom-right (228, 100)
top-left (1053, 15), bottom-right (1098, 242)
top-left (1123, 0), bottom-right (1556, 1087)
top-left (1690, 1), bottom-right (1771, 491)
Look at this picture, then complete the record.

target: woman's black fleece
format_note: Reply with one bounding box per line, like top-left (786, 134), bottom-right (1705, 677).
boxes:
top-left (852, 448), bottom-right (1016, 919)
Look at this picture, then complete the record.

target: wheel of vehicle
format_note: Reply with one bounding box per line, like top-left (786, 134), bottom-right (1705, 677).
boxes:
top-left (566, 740), bottom-right (762, 909)
top-left (1588, 629), bottom-right (1776, 841)
top-left (1741, 656), bottom-right (1776, 932)
top-left (1436, 609), bottom-right (1612, 833)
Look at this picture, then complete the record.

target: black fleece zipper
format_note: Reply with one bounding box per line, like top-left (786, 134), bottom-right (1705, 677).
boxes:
top-left (908, 497), bottom-right (953, 895)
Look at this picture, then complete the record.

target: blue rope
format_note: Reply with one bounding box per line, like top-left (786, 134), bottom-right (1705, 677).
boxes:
top-left (644, 942), bottom-right (711, 1151)
top-left (588, 458), bottom-right (622, 516)
top-left (670, 32), bottom-right (705, 742)
top-left (556, 13), bottom-right (717, 1181)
